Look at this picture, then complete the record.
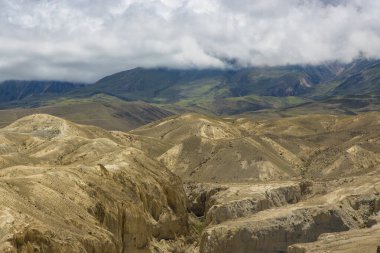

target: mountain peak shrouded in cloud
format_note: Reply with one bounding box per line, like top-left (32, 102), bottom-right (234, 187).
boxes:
top-left (0, 0), bottom-right (379, 82)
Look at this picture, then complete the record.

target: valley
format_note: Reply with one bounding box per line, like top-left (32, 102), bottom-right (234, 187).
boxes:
top-left (0, 57), bottom-right (379, 253)
top-left (2, 0), bottom-right (380, 252)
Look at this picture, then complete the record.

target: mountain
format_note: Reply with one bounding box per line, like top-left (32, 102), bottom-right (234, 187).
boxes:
top-left (88, 64), bottom-right (339, 101)
top-left (0, 94), bottom-right (173, 131)
top-left (88, 68), bottom-right (225, 101)
top-left (331, 61), bottom-right (380, 95)
top-left (0, 58), bottom-right (379, 132)
top-left (88, 59), bottom-right (379, 102)
top-left (71, 59), bottom-right (380, 117)
top-left (0, 80), bottom-right (84, 106)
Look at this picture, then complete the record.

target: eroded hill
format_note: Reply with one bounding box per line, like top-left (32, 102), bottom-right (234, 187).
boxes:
top-left (131, 112), bottom-right (380, 182)
top-left (1, 113), bottom-right (380, 253)
top-left (130, 112), bottom-right (380, 253)
top-left (0, 114), bottom-right (190, 252)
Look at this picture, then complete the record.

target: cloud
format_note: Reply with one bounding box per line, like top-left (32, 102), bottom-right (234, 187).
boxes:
top-left (0, 0), bottom-right (379, 82)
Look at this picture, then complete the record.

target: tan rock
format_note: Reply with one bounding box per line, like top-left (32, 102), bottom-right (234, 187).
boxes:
top-left (0, 114), bottom-right (189, 252)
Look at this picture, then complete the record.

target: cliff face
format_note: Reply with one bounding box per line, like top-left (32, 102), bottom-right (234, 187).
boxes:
top-left (185, 182), bottom-right (301, 225)
top-left (288, 223), bottom-right (380, 253)
top-left (0, 114), bottom-right (189, 253)
top-left (198, 176), bottom-right (380, 253)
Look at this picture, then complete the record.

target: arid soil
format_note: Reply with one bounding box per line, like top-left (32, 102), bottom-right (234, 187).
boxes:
top-left (0, 114), bottom-right (190, 252)
top-left (132, 112), bottom-right (380, 253)
top-left (1, 112), bottom-right (380, 252)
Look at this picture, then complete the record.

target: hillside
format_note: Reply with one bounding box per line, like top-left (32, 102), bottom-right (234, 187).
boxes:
top-left (0, 59), bottom-right (378, 129)
top-left (132, 112), bottom-right (380, 182)
top-left (85, 65), bottom-right (338, 103)
top-left (85, 59), bottom-right (379, 104)
top-left (1, 113), bottom-right (380, 252)
top-left (0, 80), bottom-right (84, 107)
top-left (132, 113), bottom-right (299, 182)
top-left (0, 114), bottom-right (191, 252)
top-left (132, 112), bottom-right (380, 253)
top-left (66, 59), bottom-right (380, 117)
top-left (0, 94), bottom-right (173, 131)
top-left (332, 61), bottom-right (380, 95)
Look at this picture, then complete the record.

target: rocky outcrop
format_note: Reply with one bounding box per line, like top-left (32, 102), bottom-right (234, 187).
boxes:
top-left (185, 182), bottom-right (301, 225)
top-left (200, 205), bottom-right (353, 253)
top-left (288, 223), bottom-right (380, 253)
top-left (199, 176), bottom-right (380, 253)
top-left (205, 183), bottom-right (301, 225)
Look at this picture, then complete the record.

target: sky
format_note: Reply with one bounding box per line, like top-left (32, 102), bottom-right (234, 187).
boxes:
top-left (0, 0), bottom-right (379, 82)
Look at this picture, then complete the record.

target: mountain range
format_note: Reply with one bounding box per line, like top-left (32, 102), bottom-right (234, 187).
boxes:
top-left (1, 58), bottom-right (380, 253)
top-left (0, 58), bottom-right (379, 130)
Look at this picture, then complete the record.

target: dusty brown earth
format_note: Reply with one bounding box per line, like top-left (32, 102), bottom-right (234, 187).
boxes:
top-left (0, 114), bottom-right (191, 253)
top-left (132, 112), bottom-right (380, 182)
top-left (1, 112), bottom-right (380, 252)
top-left (131, 112), bottom-right (380, 253)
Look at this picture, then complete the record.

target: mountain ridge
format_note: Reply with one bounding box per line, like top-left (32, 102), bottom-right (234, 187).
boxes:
top-left (0, 58), bottom-right (378, 132)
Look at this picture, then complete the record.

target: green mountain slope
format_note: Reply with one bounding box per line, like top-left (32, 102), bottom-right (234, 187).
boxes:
top-left (0, 94), bottom-right (173, 131)
top-left (0, 80), bottom-right (84, 106)
top-left (87, 65), bottom-right (339, 102)
top-left (331, 61), bottom-right (380, 95)
top-left (0, 59), bottom-right (378, 131)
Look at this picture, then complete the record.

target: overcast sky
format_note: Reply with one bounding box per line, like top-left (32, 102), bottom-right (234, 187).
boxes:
top-left (0, 0), bottom-right (379, 82)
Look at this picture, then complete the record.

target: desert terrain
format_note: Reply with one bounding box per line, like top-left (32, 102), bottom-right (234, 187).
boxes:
top-left (0, 112), bottom-right (379, 252)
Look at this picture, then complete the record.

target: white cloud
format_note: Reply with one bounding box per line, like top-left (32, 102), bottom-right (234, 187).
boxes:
top-left (0, 0), bottom-right (379, 82)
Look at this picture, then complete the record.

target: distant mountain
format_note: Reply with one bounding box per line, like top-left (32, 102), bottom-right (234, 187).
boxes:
top-left (331, 61), bottom-right (380, 95)
top-left (2, 59), bottom-right (379, 107)
top-left (88, 64), bottom-right (340, 101)
top-left (82, 68), bottom-right (225, 101)
top-left (0, 94), bottom-right (173, 132)
top-left (86, 59), bottom-right (379, 101)
top-left (0, 59), bottom-right (379, 130)
top-left (0, 80), bottom-right (84, 106)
